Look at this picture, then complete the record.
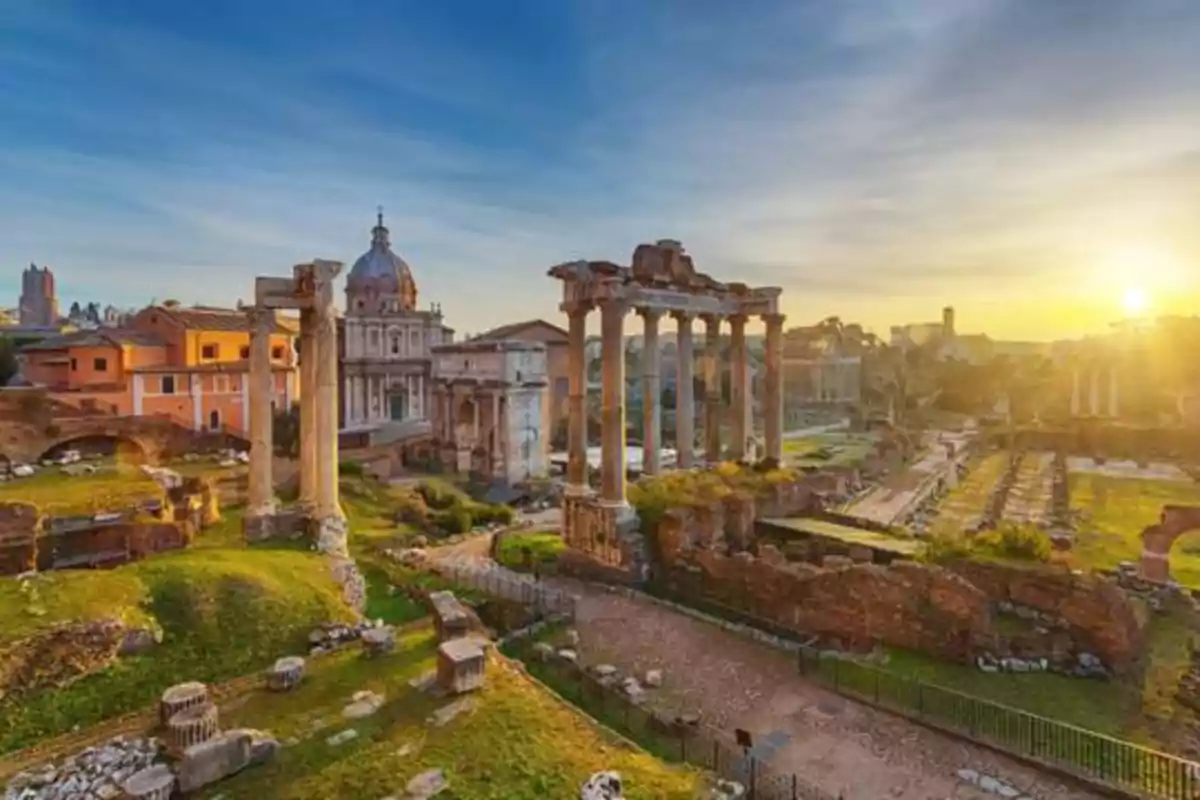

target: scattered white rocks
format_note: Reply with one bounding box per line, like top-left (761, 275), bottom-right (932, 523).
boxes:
top-left (406, 768), bottom-right (448, 798)
top-left (325, 729), bottom-right (359, 747)
top-left (592, 664), bottom-right (617, 679)
top-left (266, 655), bottom-right (306, 691)
top-left (643, 669), bottom-right (663, 688)
top-left (955, 767), bottom-right (1031, 800)
top-left (557, 649), bottom-right (578, 662)
top-left (3, 735), bottom-right (162, 800)
top-left (343, 690), bottom-right (386, 719)
top-left (362, 625), bottom-right (397, 657)
top-left (581, 770), bottom-right (624, 800)
top-left (708, 778), bottom-right (746, 798)
top-left (427, 697), bottom-right (476, 728)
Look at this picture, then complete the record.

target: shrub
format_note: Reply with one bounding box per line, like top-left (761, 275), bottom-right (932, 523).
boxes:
top-left (393, 491), bottom-right (431, 528)
top-left (923, 532), bottom-right (973, 563)
top-left (976, 522), bottom-right (1052, 562)
top-left (471, 503), bottom-right (515, 527)
top-left (433, 507), bottom-right (473, 535)
top-left (338, 460), bottom-right (365, 477)
top-left (417, 481), bottom-right (461, 510)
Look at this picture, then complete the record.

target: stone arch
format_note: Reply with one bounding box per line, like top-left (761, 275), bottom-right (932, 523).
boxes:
top-left (1140, 505), bottom-right (1200, 581)
top-left (38, 434), bottom-right (150, 465)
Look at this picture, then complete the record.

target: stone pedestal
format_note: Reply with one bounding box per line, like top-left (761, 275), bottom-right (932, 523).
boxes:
top-left (673, 312), bottom-right (695, 468)
top-left (159, 681), bottom-right (209, 726)
top-left (266, 655), bottom-right (305, 691)
top-left (436, 638), bottom-right (487, 694)
top-left (430, 590), bottom-right (470, 642)
top-left (166, 702), bottom-right (220, 755)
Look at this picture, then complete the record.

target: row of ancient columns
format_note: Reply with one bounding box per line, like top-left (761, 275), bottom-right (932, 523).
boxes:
top-left (1069, 366), bottom-right (1119, 417)
top-left (564, 301), bottom-right (785, 504)
top-left (246, 304), bottom-right (342, 523)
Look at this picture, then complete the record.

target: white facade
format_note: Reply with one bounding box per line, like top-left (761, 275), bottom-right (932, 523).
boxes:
top-left (431, 341), bottom-right (548, 484)
top-left (340, 211), bottom-right (453, 432)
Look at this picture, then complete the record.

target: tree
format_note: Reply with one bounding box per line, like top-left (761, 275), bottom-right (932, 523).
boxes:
top-left (69, 301), bottom-right (82, 318)
top-left (0, 337), bottom-right (17, 386)
top-left (272, 405), bottom-right (300, 457)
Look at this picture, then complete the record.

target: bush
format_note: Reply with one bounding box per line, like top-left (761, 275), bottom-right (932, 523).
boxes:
top-left (923, 532), bottom-right (973, 563)
top-left (393, 491), bottom-right (431, 528)
top-left (975, 522), bottom-right (1052, 562)
top-left (470, 503), bottom-right (515, 527)
top-left (417, 481), bottom-right (461, 510)
top-left (338, 460), bottom-right (365, 476)
top-left (433, 507), bottom-right (473, 535)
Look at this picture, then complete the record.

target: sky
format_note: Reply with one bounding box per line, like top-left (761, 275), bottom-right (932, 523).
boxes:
top-left (1, 0), bottom-right (1199, 341)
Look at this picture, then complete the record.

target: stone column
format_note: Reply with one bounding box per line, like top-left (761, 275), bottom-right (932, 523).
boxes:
top-left (246, 306), bottom-right (276, 520)
top-left (673, 312), bottom-right (695, 469)
top-left (599, 298), bottom-right (628, 504)
top-left (1108, 366), bottom-right (1119, 418)
top-left (763, 313), bottom-right (785, 464)
top-left (729, 314), bottom-right (748, 461)
top-left (639, 308), bottom-right (662, 475)
top-left (298, 309), bottom-right (317, 512)
top-left (565, 305), bottom-right (590, 494)
top-left (1088, 368), bottom-right (1100, 417)
top-left (1070, 368), bottom-right (1081, 416)
top-left (702, 314), bottom-right (722, 463)
top-left (491, 392), bottom-right (501, 473)
top-left (314, 302), bottom-right (341, 520)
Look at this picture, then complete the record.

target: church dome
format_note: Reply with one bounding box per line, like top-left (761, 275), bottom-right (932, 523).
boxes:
top-left (346, 211), bottom-right (417, 311)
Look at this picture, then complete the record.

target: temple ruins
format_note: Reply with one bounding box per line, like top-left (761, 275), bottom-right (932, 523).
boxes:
top-left (243, 260), bottom-right (347, 552)
top-left (548, 239), bottom-right (783, 575)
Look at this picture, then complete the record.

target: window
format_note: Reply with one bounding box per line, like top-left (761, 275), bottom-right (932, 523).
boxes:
top-left (201, 344), bottom-right (218, 359)
top-left (93, 357), bottom-right (108, 372)
top-left (208, 410), bottom-right (221, 431)
top-left (391, 336), bottom-right (400, 355)
top-left (239, 346), bottom-right (250, 359)
top-left (161, 375), bottom-right (175, 395)
top-left (70, 357), bottom-right (77, 371)
top-left (356, 299), bottom-right (364, 310)
top-left (271, 346), bottom-right (284, 360)
top-left (369, 330), bottom-right (379, 347)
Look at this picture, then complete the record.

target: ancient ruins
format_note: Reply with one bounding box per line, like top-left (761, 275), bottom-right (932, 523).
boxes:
top-left (243, 260), bottom-right (346, 552)
top-left (548, 240), bottom-right (784, 574)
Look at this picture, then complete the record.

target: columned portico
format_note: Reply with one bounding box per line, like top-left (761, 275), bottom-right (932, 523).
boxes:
top-left (639, 309), bottom-right (662, 475)
top-left (549, 239), bottom-right (783, 577)
top-left (244, 260), bottom-right (346, 552)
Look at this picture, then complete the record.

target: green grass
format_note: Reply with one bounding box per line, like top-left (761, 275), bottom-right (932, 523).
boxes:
top-left (0, 547), bottom-right (356, 753)
top-left (203, 629), bottom-right (703, 799)
top-left (782, 432), bottom-right (878, 468)
top-left (1068, 472), bottom-right (1200, 587)
top-left (496, 531), bottom-right (566, 571)
top-left (765, 518), bottom-right (922, 556)
top-left (928, 452), bottom-right (1009, 537)
top-left (0, 570), bottom-right (151, 648)
top-left (0, 468), bottom-right (163, 515)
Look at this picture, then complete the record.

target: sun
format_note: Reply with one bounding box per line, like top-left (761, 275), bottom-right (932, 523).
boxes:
top-left (1121, 286), bottom-right (1150, 316)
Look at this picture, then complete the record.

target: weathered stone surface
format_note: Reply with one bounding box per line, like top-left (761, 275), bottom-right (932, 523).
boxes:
top-left (325, 729), bottom-right (358, 747)
top-left (406, 768), bottom-right (448, 798)
top-left (166, 701), bottom-right (219, 754)
top-left (159, 681), bottom-right (209, 726)
top-left (581, 770), bottom-right (623, 800)
top-left (429, 591), bottom-right (471, 642)
top-left (361, 626), bottom-right (396, 657)
top-left (343, 690), bottom-right (386, 719)
top-left (3, 735), bottom-right (160, 800)
top-left (0, 618), bottom-right (137, 698)
top-left (266, 655), bottom-right (306, 691)
top-left (177, 730), bottom-right (253, 793)
top-left (436, 638), bottom-right (486, 695)
top-left (120, 764), bottom-right (175, 800)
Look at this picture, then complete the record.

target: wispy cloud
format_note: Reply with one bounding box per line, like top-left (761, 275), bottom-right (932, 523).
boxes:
top-left (0, 0), bottom-right (1198, 339)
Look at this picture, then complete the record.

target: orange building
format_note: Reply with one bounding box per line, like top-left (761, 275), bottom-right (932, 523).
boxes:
top-left (18, 304), bottom-right (298, 434)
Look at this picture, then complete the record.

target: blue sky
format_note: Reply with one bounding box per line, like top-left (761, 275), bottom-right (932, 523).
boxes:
top-left (2, 0), bottom-right (1199, 340)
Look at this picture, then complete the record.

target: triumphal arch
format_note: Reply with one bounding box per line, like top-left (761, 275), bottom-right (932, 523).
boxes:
top-left (548, 239), bottom-right (784, 577)
top-left (243, 259), bottom-right (348, 554)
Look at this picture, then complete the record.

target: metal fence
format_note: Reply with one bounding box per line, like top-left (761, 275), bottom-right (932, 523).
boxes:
top-left (799, 650), bottom-right (1200, 800)
top-left (504, 636), bottom-right (838, 800)
top-left (433, 560), bottom-right (577, 619)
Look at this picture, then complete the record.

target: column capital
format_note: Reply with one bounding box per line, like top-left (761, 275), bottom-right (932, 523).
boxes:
top-left (636, 306), bottom-right (663, 323)
top-left (246, 305), bottom-right (276, 329)
top-left (560, 300), bottom-right (593, 318)
top-left (670, 310), bottom-right (695, 324)
top-left (762, 312), bottom-right (787, 328)
top-left (728, 313), bottom-right (749, 327)
top-left (700, 312), bottom-right (723, 328)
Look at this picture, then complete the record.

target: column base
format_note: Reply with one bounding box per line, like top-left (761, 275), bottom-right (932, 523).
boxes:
top-left (313, 514), bottom-right (349, 558)
top-left (242, 501), bottom-right (279, 542)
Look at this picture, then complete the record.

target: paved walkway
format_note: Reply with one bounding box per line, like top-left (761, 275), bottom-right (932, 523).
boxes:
top-left (426, 544), bottom-right (1102, 800)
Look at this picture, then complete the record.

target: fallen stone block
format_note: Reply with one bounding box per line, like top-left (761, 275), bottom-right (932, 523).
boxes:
top-left (176, 730), bottom-right (254, 793)
top-left (121, 764), bottom-right (175, 800)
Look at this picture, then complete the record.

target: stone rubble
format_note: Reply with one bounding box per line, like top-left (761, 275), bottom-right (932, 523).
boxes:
top-left (3, 735), bottom-right (162, 800)
top-left (405, 768), bottom-right (449, 798)
top-left (326, 728), bottom-right (359, 747)
top-left (955, 767), bottom-right (1031, 799)
top-left (580, 770), bottom-right (624, 800)
top-left (343, 690), bottom-right (386, 719)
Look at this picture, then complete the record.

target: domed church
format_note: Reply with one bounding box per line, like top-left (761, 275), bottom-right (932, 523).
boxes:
top-left (339, 210), bottom-right (453, 434)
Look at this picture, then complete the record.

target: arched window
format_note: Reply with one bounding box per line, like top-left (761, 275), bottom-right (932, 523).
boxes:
top-left (208, 410), bottom-right (221, 431)
top-left (391, 335), bottom-right (400, 355)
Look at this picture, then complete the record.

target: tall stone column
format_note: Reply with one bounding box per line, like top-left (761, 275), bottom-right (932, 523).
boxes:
top-left (763, 313), bottom-right (785, 464)
top-left (1070, 367), bottom-right (1081, 416)
top-left (298, 309), bottom-right (317, 512)
top-left (599, 298), bottom-right (628, 505)
top-left (246, 306), bottom-right (276, 522)
top-left (314, 303), bottom-right (341, 520)
top-left (639, 309), bottom-right (662, 475)
top-left (565, 305), bottom-right (590, 494)
top-left (1088, 368), bottom-right (1100, 417)
top-left (729, 314), bottom-right (748, 461)
top-left (673, 311), bottom-right (695, 469)
top-left (702, 314), bottom-right (722, 463)
top-left (1108, 366), bottom-right (1119, 418)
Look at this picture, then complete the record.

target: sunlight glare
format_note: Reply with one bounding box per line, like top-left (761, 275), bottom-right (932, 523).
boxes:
top-left (1121, 286), bottom-right (1150, 316)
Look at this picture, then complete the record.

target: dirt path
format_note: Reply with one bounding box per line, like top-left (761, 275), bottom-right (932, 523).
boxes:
top-left (556, 582), bottom-right (1102, 800)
